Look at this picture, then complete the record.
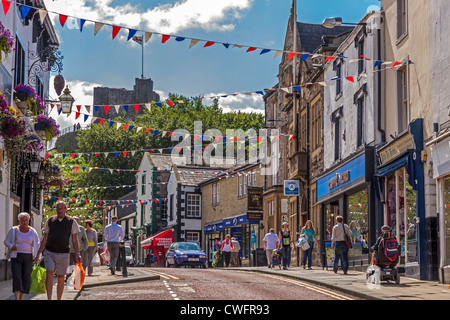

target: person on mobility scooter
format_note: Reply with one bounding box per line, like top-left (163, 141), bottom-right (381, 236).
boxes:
top-left (367, 225), bottom-right (401, 284)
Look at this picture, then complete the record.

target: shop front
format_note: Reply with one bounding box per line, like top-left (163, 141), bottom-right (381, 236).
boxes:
top-left (426, 128), bottom-right (450, 283)
top-left (374, 119), bottom-right (433, 280)
top-left (316, 148), bottom-right (375, 270)
top-left (204, 214), bottom-right (260, 267)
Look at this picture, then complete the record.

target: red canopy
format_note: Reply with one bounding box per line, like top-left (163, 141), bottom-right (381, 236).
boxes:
top-left (141, 229), bottom-right (173, 249)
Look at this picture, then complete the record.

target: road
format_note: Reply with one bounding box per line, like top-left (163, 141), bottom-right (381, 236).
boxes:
top-left (77, 267), bottom-right (360, 301)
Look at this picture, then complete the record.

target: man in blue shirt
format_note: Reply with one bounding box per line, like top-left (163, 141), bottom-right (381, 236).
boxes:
top-left (104, 216), bottom-right (124, 275)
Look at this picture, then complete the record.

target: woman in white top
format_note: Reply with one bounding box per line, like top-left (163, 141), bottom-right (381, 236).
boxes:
top-left (3, 212), bottom-right (40, 300)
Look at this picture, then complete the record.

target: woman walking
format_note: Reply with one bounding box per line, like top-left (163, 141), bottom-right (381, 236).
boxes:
top-left (220, 234), bottom-right (234, 267)
top-left (83, 219), bottom-right (98, 276)
top-left (300, 220), bottom-right (319, 269)
top-left (3, 212), bottom-right (40, 300)
top-left (278, 222), bottom-right (292, 270)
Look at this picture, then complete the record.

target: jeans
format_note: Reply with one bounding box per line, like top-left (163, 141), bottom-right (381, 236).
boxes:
top-left (11, 253), bottom-right (33, 294)
top-left (334, 241), bottom-right (349, 273)
top-left (302, 242), bottom-right (314, 268)
top-left (281, 246), bottom-right (291, 267)
top-left (107, 242), bottom-right (120, 270)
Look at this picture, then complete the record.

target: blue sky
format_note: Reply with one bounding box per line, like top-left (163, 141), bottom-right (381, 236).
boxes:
top-left (43, 0), bottom-right (380, 128)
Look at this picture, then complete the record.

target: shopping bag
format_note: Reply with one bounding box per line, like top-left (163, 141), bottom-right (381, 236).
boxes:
top-left (100, 250), bottom-right (110, 263)
top-left (91, 252), bottom-right (100, 267)
top-left (73, 262), bottom-right (86, 290)
top-left (30, 263), bottom-right (46, 294)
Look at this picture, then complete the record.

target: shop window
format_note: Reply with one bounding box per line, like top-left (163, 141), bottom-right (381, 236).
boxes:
top-left (444, 178), bottom-right (450, 266)
top-left (385, 169), bottom-right (417, 265)
top-left (347, 190), bottom-right (369, 254)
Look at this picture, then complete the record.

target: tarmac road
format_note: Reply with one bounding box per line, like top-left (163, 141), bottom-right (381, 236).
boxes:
top-left (76, 267), bottom-right (360, 301)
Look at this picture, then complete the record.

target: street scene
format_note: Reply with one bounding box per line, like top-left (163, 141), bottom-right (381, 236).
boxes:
top-left (1, 0), bottom-right (450, 310)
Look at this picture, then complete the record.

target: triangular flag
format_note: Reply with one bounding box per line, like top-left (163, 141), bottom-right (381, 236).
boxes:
top-left (59, 14), bottom-right (68, 27)
top-left (145, 32), bottom-right (152, 43)
top-left (1, 0), bottom-right (11, 15)
top-left (391, 61), bottom-right (402, 69)
top-left (246, 47), bottom-right (257, 53)
top-left (346, 76), bottom-right (355, 83)
top-left (162, 34), bottom-right (170, 43)
top-left (112, 26), bottom-right (121, 39)
top-left (166, 101), bottom-right (173, 107)
top-left (293, 86), bottom-right (301, 93)
top-left (189, 39), bottom-right (199, 48)
top-left (127, 29), bottom-right (137, 41)
top-left (133, 104), bottom-right (139, 113)
top-left (114, 105), bottom-right (120, 114)
top-left (123, 105), bottom-right (128, 113)
top-left (20, 5), bottom-right (31, 19)
top-left (300, 54), bottom-right (310, 63)
top-left (104, 105), bottom-right (110, 115)
top-left (123, 124), bottom-right (129, 131)
top-left (38, 9), bottom-right (47, 23)
top-left (77, 19), bottom-right (86, 32)
top-left (75, 112), bottom-right (80, 120)
top-left (374, 60), bottom-right (383, 68)
top-left (175, 37), bottom-right (185, 42)
top-left (123, 151), bottom-right (128, 158)
top-left (273, 51), bottom-right (283, 58)
top-left (325, 56), bottom-right (336, 62)
top-left (99, 119), bottom-right (105, 126)
top-left (260, 49), bottom-right (271, 55)
top-left (287, 52), bottom-right (297, 60)
top-left (204, 41), bottom-right (215, 47)
top-left (94, 22), bottom-right (104, 36)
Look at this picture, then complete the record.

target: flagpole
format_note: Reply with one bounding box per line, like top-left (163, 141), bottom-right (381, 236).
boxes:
top-left (141, 39), bottom-right (144, 79)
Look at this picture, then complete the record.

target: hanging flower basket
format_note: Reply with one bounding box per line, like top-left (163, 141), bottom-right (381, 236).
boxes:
top-left (0, 111), bottom-right (28, 162)
top-left (35, 114), bottom-right (61, 140)
top-left (0, 21), bottom-right (14, 62)
top-left (13, 84), bottom-right (45, 116)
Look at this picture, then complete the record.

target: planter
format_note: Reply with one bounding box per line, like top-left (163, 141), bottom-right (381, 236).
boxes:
top-left (34, 122), bottom-right (46, 139)
top-left (14, 91), bottom-right (27, 102)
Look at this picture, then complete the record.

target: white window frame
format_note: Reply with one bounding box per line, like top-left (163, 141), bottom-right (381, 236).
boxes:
top-left (186, 194), bottom-right (201, 218)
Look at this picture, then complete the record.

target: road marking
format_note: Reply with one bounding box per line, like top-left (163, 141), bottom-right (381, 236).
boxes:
top-left (238, 270), bottom-right (354, 300)
top-left (151, 270), bottom-right (180, 280)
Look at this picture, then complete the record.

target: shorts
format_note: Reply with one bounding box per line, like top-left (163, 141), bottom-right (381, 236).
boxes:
top-left (43, 249), bottom-right (70, 276)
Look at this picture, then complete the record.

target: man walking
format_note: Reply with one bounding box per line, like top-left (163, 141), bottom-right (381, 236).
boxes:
top-left (331, 215), bottom-right (352, 275)
top-left (34, 201), bottom-right (81, 300)
top-left (263, 228), bottom-right (279, 267)
top-left (104, 216), bottom-right (124, 275)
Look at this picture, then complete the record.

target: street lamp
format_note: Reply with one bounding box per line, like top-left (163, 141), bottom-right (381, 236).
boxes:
top-left (38, 163), bottom-right (46, 181)
top-left (29, 154), bottom-right (41, 174)
top-left (322, 17), bottom-right (366, 28)
top-left (59, 86), bottom-right (75, 114)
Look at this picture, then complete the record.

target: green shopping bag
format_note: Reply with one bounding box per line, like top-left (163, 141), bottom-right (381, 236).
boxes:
top-left (30, 263), bottom-right (46, 294)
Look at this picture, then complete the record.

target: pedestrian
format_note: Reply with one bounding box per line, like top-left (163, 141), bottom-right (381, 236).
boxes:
top-left (230, 237), bottom-right (241, 267)
top-left (3, 212), bottom-right (40, 300)
top-left (68, 216), bottom-right (88, 283)
top-left (34, 201), bottom-right (81, 300)
top-left (371, 225), bottom-right (391, 254)
top-left (263, 228), bottom-right (279, 268)
top-left (220, 234), bottom-right (234, 267)
top-left (300, 220), bottom-right (319, 270)
top-left (279, 222), bottom-right (293, 270)
top-left (331, 215), bottom-right (352, 275)
top-left (104, 216), bottom-right (124, 275)
top-left (83, 219), bottom-right (98, 276)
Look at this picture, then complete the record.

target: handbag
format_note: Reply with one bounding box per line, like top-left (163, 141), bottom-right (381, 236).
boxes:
top-left (73, 262), bottom-right (86, 290)
top-left (5, 227), bottom-right (17, 260)
top-left (30, 263), bottom-right (46, 293)
top-left (343, 224), bottom-right (353, 249)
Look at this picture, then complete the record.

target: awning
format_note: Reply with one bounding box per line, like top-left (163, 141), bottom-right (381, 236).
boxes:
top-left (375, 153), bottom-right (410, 178)
top-left (141, 229), bottom-right (173, 249)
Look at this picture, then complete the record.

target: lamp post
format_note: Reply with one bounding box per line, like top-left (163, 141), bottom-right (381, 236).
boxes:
top-left (322, 17), bottom-right (366, 29)
top-left (59, 86), bottom-right (75, 114)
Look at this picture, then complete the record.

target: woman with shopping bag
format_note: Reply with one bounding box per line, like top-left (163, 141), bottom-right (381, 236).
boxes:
top-left (3, 212), bottom-right (40, 300)
top-left (82, 219), bottom-right (98, 276)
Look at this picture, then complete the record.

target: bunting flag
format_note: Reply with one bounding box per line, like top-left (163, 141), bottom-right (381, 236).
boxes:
top-left (127, 29), bottom-right (137, 41)
top-left (59, 14), bottom-right (68, 27)
top-left (1, 0), bottom-right (11, 15)
top-left (94, 22), bottom-right (104, 36)
top-left (162, 34), bottom-right (170, 43)
top-left (204, 41), bottom-right (215, 47)
top-left (112, 25), bottom-right (121, 39)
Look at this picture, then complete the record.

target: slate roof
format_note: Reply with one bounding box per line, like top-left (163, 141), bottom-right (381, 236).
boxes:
top-left (174, 164), bottom-right (232, 186)
top-left (297, 22), bottom-right (354, 53)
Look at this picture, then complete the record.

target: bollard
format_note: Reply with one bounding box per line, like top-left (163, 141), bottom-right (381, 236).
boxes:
top-left (119, 241), bottom-right (128, 277)
top-left (159, 252), bottom-right (162, 268)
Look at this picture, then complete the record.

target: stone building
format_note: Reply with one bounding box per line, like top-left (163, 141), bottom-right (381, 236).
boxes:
top-left (93, 77), bottom-right (160, 121)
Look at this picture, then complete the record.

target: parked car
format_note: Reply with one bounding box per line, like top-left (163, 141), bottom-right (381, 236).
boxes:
top-left (125, 245), bottom-right (134, 266)
top-left (165, 242), bottom-right (207, 268)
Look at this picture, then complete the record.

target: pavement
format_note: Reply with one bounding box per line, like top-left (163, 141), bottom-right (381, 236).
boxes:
top-left (0, 264), bottom-right (449, 300)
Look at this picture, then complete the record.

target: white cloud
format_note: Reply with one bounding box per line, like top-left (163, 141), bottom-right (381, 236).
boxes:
top-left (44, 0), bottom-right (254, 35)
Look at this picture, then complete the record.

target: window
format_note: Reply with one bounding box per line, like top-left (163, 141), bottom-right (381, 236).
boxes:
top-left (444, 177), bottom-right (450, 266)
top-left (239, 175), bottom-right (243, 196)
top-left (212, 182), bottom-right (219, 205)
top-left (186, 231), bottom-right (200, 242)
top-left (397, 0), bottom-right (407, 40)
top-left (335, 60), bottom-right (342, 97)
top-left (300, 111), bottom-right (307, 151)
top-left (169, 194), bottom-right (174, 221)
top-left (187, 194), bottom-right (201, 218)
top-left (141, 174), bottom-right (146, 195)
top-left (357, 96), bottom-right (364, 147)
top-left (14, 36), bottom-right (25, 86)
top-left (271, 142), bottom-right (278, 186)
top-left (356, 36), bottom-right (365, 74)
top-left (332, 107), bottom-right (343, 161)
top-left (397, 66), bottom-right (408, 133)
top-left (36, 76), bottom-right (44, 102)
top-left (311, 100), bottom-right (322, 151)
top-left (160, 199), bottom-right (167, 220)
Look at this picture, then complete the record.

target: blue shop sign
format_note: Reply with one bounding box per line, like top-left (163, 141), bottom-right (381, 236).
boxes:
top-left (204, 222), bottom-right (223, 234)
top-left (317, 153), bottom-right (366, 201)
top-left (223, 214), bottom-right (258, 227)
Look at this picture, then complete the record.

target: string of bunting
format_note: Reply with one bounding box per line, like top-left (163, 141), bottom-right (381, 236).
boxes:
top-left (1, 1), bottom-right (403, 65)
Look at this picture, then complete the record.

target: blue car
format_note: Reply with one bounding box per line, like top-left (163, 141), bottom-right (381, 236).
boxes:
top-left (165, 242), bottom-right (207, 268)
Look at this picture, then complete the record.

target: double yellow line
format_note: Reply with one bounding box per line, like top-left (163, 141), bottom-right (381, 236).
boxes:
top-left (239, 271), bottom-right (354, 300)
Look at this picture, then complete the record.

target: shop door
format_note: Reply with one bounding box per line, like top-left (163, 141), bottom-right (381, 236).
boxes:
top-left (324, 204), bottom-right (339, 268)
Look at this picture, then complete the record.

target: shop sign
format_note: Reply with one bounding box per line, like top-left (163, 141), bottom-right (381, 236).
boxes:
top-left (247, 187), bottom-right (263, 211)
top-left (328, 170), bottom-right (350, 190)
top-left (247, 211), bottom-right (263, 220)
top-left (284, 180), bottom-right (300, 196)
top-left (377, 133), bottom-right (415, 166)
